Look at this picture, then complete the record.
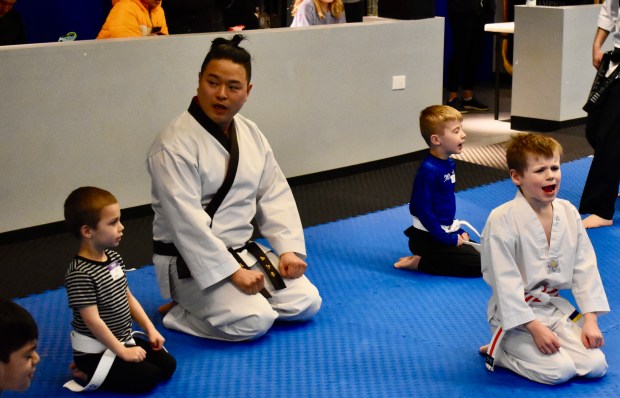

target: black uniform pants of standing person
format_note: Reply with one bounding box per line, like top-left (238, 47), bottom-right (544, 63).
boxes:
top-left (344, 1), bottom-right (364, 23)
top-left (579, 79), bottom-right (620, 220)
top-left (446, 12), bottom-right (485, 93)
top-left (405, 226), bottom-right (481, 277)
top-left (74, 337), bottom-right (177, 393)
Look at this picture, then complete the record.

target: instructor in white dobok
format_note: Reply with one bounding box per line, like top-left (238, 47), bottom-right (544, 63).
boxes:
top-left (147, 34), bottom-right (322, 342)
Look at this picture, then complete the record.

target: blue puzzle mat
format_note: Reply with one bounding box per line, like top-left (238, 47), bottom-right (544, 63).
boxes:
top-left (7, 156), bottom-right (620, 397)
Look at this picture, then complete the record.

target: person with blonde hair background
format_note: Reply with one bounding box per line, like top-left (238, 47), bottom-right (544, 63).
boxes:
top-left (290, 0), bottom-right (345, 27)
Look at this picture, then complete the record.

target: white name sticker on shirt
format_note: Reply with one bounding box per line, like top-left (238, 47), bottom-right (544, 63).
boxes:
top-left (546, 259), bottom-right (561, 274)
top-left (107, 260), bottom-right (124, 281)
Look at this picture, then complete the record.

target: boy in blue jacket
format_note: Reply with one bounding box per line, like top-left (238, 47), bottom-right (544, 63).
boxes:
top-left (394, 105), bottom-right (481, 277)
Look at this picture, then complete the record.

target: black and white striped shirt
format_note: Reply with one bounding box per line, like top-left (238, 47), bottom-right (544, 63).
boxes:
top-left (65, 250), bottom-right (132, 345)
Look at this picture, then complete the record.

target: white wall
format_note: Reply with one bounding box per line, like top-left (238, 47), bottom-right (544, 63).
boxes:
top-left (511, 5), bottom-right (603, 122)
top-left (0, 18), bottom-right (443, 233)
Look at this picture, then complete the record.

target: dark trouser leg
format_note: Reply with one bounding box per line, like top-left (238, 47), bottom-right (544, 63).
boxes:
top-left (74, 337), bottom-right (176, 393)
top-left (344, 1), bottom-right (364, 22)
top-left (579, 81), bottom-right (620, 220)
top-left (446, 12), bottom-right (484, 93)
top-left (406, 226), bottom-right (481, 277)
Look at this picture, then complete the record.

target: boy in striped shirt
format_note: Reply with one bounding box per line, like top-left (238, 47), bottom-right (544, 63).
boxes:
top-left (64, 187), bottom-right (175, 393)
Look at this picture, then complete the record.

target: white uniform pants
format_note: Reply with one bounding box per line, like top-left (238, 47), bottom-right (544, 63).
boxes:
top-left (490, 304), bottom-right (607, 385)
top-left (154, 252), bottom-right (322, 342)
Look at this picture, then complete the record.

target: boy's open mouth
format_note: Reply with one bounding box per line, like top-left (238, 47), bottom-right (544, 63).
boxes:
top-left (542, 185), bottom-right (555, 193)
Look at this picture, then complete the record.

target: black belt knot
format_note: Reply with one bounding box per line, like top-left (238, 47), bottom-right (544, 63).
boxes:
top-left (152, 240), bottom-right (286, 298)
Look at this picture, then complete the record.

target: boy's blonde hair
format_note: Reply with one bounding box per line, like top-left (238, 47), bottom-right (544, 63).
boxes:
top-left (506, 133), bottom-right (563, 175)
top-left (64, 187), bottom-right (118, 239)
top-left (419, 105), bottom-right (463, 146)
top-left (291, 0), bottom-right (344, 19)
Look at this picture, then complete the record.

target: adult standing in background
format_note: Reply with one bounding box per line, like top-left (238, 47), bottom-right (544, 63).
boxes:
top-left (97, 0), bottom-right (168, 39)
top-left (579, 0), bottom-right (620, 229)
top-left (290, 0), bottom-right (345, 27)
top-left (0, 0), bottom-right (26, 45)
top-left (445, 0), bottom-right (495, 113)
top-left (165, 0), bottom-right (225, 34)
top-left (343, 0), bottom-right (363, 23)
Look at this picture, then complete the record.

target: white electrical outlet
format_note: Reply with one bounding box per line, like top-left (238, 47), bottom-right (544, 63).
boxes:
top-left (392, 75), bottom-right (406, 90)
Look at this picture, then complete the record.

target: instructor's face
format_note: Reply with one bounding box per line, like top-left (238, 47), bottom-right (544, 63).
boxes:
top-left (197, 59), bottom-right (252, 134)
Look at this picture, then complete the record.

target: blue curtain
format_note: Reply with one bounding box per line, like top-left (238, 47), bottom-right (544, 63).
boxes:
top-left (14, 0), bottom-right (111, 43)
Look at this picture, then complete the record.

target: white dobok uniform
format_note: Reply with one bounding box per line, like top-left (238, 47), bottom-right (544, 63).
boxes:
top-left (481, 191), bottom-right (610, 384)
top-left (147, 101), bottom-right (321, 341)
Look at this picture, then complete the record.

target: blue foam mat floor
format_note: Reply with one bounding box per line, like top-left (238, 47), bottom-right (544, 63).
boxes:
top-left (8, 156), bottom-right (620, 397)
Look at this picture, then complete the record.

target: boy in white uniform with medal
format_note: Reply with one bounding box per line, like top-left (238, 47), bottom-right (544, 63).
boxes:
top-left (480, 134), bottom-right (609, 384)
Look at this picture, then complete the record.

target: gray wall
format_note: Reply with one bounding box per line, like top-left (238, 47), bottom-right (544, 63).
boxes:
top-left (0, 19), bottom-right (444, 233)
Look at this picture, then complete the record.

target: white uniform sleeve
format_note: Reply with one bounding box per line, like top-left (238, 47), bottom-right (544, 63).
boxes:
top-left (148, 147), bottom-right (240, 290)
top-left (481, 208), bottom-right (536, 330)
top-left (599, 0), bottom-right (617, 33)
top-left (569, 207), bottom-right (610, 315)
top-left (254, 136), bottom-right (306, 258)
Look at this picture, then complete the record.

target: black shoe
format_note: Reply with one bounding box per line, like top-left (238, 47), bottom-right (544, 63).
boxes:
top-left (462, 97), bottom-right (489, 111)
top-left (447, 98), bottom-right (469, 114)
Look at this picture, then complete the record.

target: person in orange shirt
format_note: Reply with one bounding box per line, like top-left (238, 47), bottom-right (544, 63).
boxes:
top-left (97, 0), bottom-right (168, 39)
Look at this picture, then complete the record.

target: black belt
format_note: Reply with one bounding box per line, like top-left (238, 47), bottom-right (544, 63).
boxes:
top-left (153, 240), bottom-right (191, 278)
top-left (584, 48), bottom-right (620, 112)
top-left (610, 47), bottom-right (620, 63)
top-left (153, 240), bottom-right (286, 298)
top-left (231, 242), bottom-right (286, 291)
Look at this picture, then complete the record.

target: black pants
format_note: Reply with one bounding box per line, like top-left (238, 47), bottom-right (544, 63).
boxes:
top-left (344, 1), bottom-right (364, 23)
top-left (405, 226), bottom-right (481, 277)
top-left (446, 12), bottom-right (485, 93)
top-left (74, 337), bottom-right (176, 393)
top-left (579, 80), bottom-right (620, 220)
